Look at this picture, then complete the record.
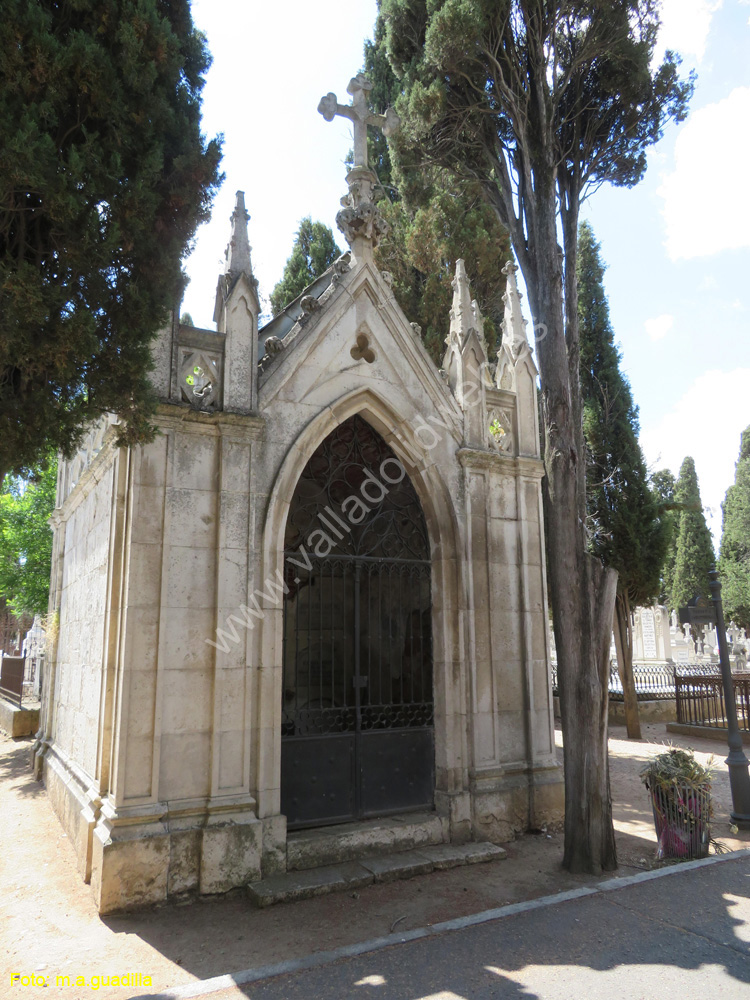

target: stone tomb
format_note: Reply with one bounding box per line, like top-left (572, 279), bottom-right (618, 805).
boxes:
top-left (632, 606), bottom-right (673, 662)
top-left (35, 75), bottom-right (563, 912)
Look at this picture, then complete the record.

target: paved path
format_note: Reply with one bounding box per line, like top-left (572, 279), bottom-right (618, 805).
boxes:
top-left (133, 853), bottom-right (750, 1000)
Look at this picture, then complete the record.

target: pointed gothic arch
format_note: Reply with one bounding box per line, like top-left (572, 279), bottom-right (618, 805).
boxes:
top-left (280, 414), bottom-right (433, 827)
top-left (256, 388), bottom-right (467, 827)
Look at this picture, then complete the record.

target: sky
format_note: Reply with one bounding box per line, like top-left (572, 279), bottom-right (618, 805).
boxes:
top-left (182, 0), bottom-right (750, 550)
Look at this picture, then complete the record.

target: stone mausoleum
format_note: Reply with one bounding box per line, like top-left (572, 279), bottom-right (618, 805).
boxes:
top-left (35, 75), bottom-right (563, 912)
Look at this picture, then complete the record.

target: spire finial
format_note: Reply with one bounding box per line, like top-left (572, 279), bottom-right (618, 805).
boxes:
top-left (501, 259), bottom-right (529, 356)
top-left (225, 191), bottom-right (252, 278)
top-left (449, 259), bottom-right (475, 343)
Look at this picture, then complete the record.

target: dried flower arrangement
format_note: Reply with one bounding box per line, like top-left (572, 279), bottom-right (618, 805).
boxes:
top-left (640, 747), bottom-right (713, 860)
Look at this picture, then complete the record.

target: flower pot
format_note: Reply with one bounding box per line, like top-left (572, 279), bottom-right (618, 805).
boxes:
top-left (649, 781), bottom-right (711, 860)
top-left (640, 747), bottom-right (713, 861)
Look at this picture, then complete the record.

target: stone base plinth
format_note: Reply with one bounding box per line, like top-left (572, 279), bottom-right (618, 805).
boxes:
top-left (609, 699), bottom-right (677, 726)
top-left (0, 698), bottom-right (39, 738)
top-left (41, 741), bottom-right (273, 914)
top-left (41, 739), bottom-right (565, 912)
top-left (471, 764), bottom-right (565, 842)
top-left (666, 722), bottom-right (750, 746)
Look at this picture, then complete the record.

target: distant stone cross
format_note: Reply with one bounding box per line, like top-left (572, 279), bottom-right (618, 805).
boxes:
top-left (318, 74), bottom-right (399, 171)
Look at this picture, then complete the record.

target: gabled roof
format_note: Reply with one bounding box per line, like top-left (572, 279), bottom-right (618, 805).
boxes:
top-left (256, 255), bottom-right (463, 439)
top-left (258, 252), bottom-right (351, 360)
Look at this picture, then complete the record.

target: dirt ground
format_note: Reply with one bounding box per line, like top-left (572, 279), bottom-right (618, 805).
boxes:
top-left (3, 723), bottom-right (749, 999)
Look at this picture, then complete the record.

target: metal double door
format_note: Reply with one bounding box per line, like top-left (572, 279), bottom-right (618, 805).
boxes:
top-left (280, 555), bottom-right (434, 829)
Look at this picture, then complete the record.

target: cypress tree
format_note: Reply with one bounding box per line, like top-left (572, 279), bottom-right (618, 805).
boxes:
top-left (270, 219), bottom-right (341, 315)
top-left (363, 11), bottom-right (511, 363)
top-left (718, 427), bottom-right (750, 630)
top-left (652, 468), bottom-right (679, 607)
top-left (578, 221), bottom-right (667, 739)
top-left (380, 0), bottom-right (693, 872)
top-left (671, 457), bottom-right (715, 611)
top-left (0, 0), bottom-right (222, 482)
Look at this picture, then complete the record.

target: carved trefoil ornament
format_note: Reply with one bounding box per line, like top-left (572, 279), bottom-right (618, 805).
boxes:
top-left (351, 331), bottom-right (376, 363)
top-left (179, 349), bottom-right (222, 411)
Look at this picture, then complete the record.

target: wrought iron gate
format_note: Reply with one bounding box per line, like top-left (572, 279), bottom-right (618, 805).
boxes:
top-left (281, 416), bottom-right (434, 829)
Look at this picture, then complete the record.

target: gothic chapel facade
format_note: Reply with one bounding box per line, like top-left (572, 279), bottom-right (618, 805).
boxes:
top-left (36, 76), bottom-right (563, 912)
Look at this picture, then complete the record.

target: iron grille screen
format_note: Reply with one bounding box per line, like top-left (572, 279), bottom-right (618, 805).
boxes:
top-left (282, 557), bottom-right (433, 737)
top-left (281, 415), bottom-right (434, 826)
top-left (284, 414), bottom-right (429, 560)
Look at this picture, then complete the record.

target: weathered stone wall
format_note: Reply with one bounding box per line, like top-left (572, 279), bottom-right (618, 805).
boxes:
top-left (109, 411), bottom-right (262, 810)
top-left (53, 463), bottom-right (114, 779)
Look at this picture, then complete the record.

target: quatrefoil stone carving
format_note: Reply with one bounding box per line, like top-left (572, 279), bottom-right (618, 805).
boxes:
top-left (489, 409), bottom-right (513, 453)
top-left (351, 333), bottom-right (375, 363)
top-left (179, 350), bottom-right (221, 410)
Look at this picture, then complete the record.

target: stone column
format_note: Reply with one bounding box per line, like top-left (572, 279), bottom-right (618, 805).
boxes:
top-left (200, 414), bottom-right (266, 893)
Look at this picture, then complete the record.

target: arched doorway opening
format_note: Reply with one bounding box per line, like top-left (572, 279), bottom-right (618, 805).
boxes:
top-left (281, 414), bottom-right (434, 829)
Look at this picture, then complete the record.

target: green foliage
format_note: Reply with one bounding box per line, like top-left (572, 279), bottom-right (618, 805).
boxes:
top-left (0, 0), bottom-right (223, 481)
top-left (380, 0), bottom-right (693, 561)
top-left (376, 184), bottom-right (510, 363)
top-left (0, 458), bottom-right (57, 616)
top-left (651, 468), bottom-right (679, 605)
top-left (270, 219), bottom-right (341, 315)
top-left (364, 14), bottom-right (511, 364)
top-left (718, 427), bottom-right (750, 630)
top-left (640, 747), bottom-right (712, 794)
top-left (578, 221), bottom-right (666, 604)
top-left (671, 457), bottom-right (715, 610)
top-left (364, 12), bottom-right (511, 364)
top-left (382, 0), bottom-right (693, 209)
top-left (361, 20), bottom-right (399, 190)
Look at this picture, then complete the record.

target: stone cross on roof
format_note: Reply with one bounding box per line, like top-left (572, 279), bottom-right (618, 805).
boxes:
top-left (318, 74), bottom-right (399, 171)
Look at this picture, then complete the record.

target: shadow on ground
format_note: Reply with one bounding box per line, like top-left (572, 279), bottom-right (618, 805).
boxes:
top-left (100, 825), bottom-right (680, 992)
top-left (178, 856), bottom-right (750, 1000)
top-left (0, 733), bottom-right (42, 797)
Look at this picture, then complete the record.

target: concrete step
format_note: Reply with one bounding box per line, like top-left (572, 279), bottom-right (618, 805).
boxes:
top-left (247, 842), bottom-right (507, 908)
top-left (286, 811), bottom-right (446, 872)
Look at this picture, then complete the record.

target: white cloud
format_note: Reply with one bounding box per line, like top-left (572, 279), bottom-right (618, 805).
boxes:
top-left (640, 369), bottom-right (750, 548)
top-left (658, 87), bottom-right (750, 260)
top-left (645, 314), bottom-right (674, 340)
top-left (657, 0), bottom-right (722, 63)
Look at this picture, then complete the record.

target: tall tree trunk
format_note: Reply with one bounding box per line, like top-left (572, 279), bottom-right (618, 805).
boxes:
top-left (612, 589), bottom-right (642, 740)
top-left (522, 188), bottom-right (619, 876)
top-left (560, 185), bottom-right (587, 528)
